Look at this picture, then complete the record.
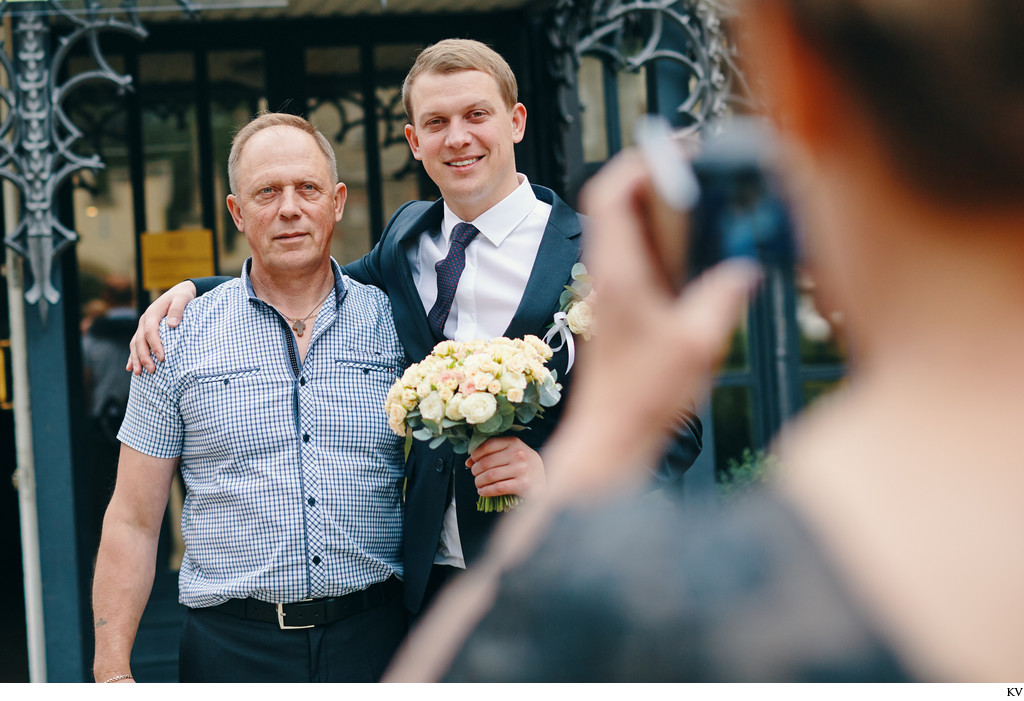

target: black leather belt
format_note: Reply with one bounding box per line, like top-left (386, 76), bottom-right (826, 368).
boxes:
top-left (208, 577), bottom-right (401, 630)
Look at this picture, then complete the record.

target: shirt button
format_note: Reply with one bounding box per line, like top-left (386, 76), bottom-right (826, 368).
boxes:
top-left (300, 377), bottom-right (306, 386)
top-left (303, 433), bottom-right (310, 443)
top-left (435, 459), bottom-right (444, 472)
top-left (307, 497), bottom-right (316, 506)
top-left (312, 556), bottom-right (321, 565)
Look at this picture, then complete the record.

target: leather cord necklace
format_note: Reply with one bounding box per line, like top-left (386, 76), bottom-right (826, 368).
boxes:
top-left (285, 288), bottom-right (334, 337)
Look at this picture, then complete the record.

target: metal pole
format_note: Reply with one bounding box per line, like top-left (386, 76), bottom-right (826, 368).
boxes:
top-left (6, 224), bottom-right (46, 683)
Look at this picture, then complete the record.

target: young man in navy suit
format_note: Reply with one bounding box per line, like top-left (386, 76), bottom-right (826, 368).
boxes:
top-left (127, 39), bottom-right (701, 617)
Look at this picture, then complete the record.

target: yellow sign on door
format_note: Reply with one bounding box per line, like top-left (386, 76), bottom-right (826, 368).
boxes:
top-left (141, 229), bottom-right (216, 291)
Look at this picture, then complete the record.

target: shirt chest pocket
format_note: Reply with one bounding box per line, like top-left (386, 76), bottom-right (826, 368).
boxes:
top-left (335, 354), bottom-right (405, 405)
top-left (180, 367), bottom-right (292, 455)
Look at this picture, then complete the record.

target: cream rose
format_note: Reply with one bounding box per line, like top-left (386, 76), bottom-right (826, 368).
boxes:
top-left (459, 392), bottom-right (498, 424)
top-left (566, 299), bottom-right (594, 340)
top-left (388, 403), bottom-right (408, 436)
top-left (401, 388), bottom-right (419, 410)
top-left (419, 391), bottom-right (445, 423)
top-left (500, 370), bottom-right (527, 393)
top-left (523, 334), bottom-right (554, 360)
top-left (445, 394), bottom-right (465, 421)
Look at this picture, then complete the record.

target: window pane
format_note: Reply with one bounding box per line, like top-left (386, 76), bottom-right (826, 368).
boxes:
top-left (64, 54), bottom-right (140, 566)
top-left (710, 385), bottom-right (754, 477)
top-left (617, 66), bottom-right (647, 149)
top-left (377, 44), bottom-right (431, 225)
top-left (307, 47), bottom-right (371, 265)
top-left (578, 55), bottom-right (608, 163)
top-left (208, 50), bottom-right (266, 275)
top-left (139, 53), bottom-right (202, 235)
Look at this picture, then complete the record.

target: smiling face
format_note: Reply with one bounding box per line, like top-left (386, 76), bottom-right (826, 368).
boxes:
top-left (226, 125), bottom-right (346, 281)
top-left (404, 69), bottom-right (527, 221)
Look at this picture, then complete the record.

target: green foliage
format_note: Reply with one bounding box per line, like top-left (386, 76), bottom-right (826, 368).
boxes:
top-left (718, 448), bottom-right (778, 498)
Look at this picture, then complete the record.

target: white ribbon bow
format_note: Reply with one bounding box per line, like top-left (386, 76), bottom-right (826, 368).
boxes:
top-left (543, 311), bottom-right (575, 372)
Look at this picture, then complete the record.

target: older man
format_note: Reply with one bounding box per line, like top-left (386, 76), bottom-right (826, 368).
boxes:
top-left (91, 113), bottom-right (408, 683)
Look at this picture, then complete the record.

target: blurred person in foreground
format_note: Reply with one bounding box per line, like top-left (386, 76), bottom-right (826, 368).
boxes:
top-left (385, 0), bottom-right (1024, 682)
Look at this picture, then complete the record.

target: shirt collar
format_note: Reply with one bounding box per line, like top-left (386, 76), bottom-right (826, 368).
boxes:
top-left (441, 174), bottom-right (536, 247)
top-left (241, 257), bottom-right (348, 309)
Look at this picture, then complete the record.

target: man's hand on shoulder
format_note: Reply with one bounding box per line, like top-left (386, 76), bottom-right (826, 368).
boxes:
top-left (126, 280), bottom-right (197, 375)
top-left (467, 437), bottom-right (545, 500)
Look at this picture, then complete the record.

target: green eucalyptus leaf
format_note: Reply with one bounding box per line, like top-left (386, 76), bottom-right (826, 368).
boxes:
top-left (468, 430), bottom-right (489, 454)
top-left (515, 403), bottom-right (539, 423)
top-left (498, 411), bottom-right (515, 433)
top-left (476, 412), bottom-right (504, 434)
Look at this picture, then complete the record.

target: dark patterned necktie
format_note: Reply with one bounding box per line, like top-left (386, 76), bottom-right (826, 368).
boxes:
top-left (427, 222), bottom-right (479, 337)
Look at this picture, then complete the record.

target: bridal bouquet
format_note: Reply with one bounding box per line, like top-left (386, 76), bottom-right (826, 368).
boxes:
top-left (384, 335), bottom-right (562, 512)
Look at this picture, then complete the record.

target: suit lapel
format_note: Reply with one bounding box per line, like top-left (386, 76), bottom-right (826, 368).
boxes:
top-left (389, 200), bottom-right (444, 362)
top-left (503, 186), bottom-right (583, 340)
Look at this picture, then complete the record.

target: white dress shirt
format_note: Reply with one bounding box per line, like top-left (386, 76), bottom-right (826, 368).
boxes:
top-left (407, 174), bottom-right (552, 567)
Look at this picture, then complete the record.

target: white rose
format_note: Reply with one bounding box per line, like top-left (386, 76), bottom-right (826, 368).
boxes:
top-left (445, 394), bottom-right (465, 421)
top-left (459, 392), bottom-right (498, 424)
top-left (566, 299), bottom-right (593, 340)
top-left (500, 370), bottom-right (527, 393)
top-left (419, 392), bottom-right (445, 423)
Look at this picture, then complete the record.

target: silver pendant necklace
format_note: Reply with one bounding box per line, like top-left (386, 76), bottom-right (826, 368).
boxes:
top-left (286, 288), bottom-right (333, 337)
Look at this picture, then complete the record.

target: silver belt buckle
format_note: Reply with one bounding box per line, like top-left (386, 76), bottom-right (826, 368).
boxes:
top-left (276, 602), bottom-right (314, 630)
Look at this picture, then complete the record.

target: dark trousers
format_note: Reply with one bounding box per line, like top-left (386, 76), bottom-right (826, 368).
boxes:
top-left (178, 592), bottom-right (408, 682)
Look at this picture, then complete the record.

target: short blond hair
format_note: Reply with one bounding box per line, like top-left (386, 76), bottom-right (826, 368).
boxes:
top-left (228, 112), bottom-right (337, 195)
top-left (402, 39), bottom-right (518, 123)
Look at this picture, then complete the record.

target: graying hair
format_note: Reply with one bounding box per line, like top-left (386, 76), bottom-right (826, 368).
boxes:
top-left (227, 112), bottom-right (338, 195)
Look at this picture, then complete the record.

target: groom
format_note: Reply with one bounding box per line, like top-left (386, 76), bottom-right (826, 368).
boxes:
top-left (127, 39), bottom-right (702, 617)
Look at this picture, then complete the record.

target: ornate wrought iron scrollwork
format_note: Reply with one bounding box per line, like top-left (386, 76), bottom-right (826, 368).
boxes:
top-left (543, 0), bottom-right (748, 190)
top-left (578, 0), bottom-right (748, 131)
top-left (0, 0), bottom-right (194, 314)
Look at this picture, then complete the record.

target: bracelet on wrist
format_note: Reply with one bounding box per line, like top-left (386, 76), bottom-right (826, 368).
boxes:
top-left (103, 674), bottom-right (133, 683)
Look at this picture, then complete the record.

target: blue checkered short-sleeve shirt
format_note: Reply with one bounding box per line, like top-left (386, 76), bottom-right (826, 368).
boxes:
top-left (118, 259), bottom-right (407, 608)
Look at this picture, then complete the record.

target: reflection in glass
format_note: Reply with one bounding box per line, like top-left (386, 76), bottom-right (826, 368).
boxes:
top-left (377, 44), bottom-right (429, 227)
top-left (307, 46), bottom-right (369, 265)
top-left (139, 53), bottom-right (202, 236)
top-left (209, 50), bottom-right (266, 275)
top-left (64, 53), bottom-right (140, 567)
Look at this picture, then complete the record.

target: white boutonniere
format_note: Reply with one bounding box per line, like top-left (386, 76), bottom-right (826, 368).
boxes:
top-left (543, 263), bottom-right (596, 371)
